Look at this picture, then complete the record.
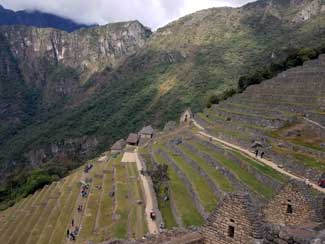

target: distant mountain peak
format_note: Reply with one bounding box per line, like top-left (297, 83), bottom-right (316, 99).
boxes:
top-left (0, 4), bottom-right (96, 32)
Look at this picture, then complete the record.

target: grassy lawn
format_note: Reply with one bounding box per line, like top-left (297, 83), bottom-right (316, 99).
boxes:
top-left (97, 165), bottom-right (114, 241)
top-left (78, 164), bottom-right (105, 242)
top-left (151, 145), bottom-right (178, 229)
top-left (153, 146), bottom-right (204, 227)
top-left (36, 173), bottom-right (77, 244)
top-left (1, 186), bottom-right (46, 242)
top-left (179, 144), bottom-right (234, 192)
top-left (111, 161), bottom-right (129, 239)
top-left (127, 161), bottom-right (147, 239)
top-left (192, 142), bottom-right (274, 199)
top-left (0, 195), bottom-right (30, 228)
top-left (25, 183), bottom-right (63, 244)
top-left (8, 184), bottom-right (53, 244)
top-left (272, 144), bottom-right (325, 171)
top-left (230, 151), bottom-right (288, 183)
top-left (0, 194), bottom-right (33, 234)
top-left (47, 171), bottom-right (82, 244)
top-left (162, 146), bottom-right (218, 213)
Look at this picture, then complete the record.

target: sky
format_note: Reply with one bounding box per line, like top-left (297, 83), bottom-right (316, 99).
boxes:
top-left (0, 0), bottom-right (255, 29)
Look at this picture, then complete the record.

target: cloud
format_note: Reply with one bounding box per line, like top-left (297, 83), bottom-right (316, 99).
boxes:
top-left (0, 0), bottom-right (255, 29)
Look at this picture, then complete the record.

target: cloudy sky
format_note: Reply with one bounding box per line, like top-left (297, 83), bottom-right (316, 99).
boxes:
top-left (0, 0), bottom-right (255, 29)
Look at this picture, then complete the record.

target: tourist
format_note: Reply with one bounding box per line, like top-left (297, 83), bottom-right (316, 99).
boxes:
top-left (261, 152), bottom-right (265, 159)
top-left (255, 150), bottom-right (259, 157)
top-left (72, 218), bottom-right (74, 227)
top-left (67, 229), bottom-right (70, 238)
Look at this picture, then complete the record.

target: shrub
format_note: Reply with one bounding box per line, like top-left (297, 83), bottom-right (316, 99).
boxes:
top-left (206, 88), bottom-right (237, 108)
top-left (238, 46), bottom-right (323, 93)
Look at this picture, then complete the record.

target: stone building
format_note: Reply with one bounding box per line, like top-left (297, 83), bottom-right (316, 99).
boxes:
top-left (127, 133), bottom-right (139, 146)
top-left (201, 192), bottom-right (264, 244)
top-left (263, 180), bottom-right (322, 226)
top-left (139, 125), bottom-right (154, 139)
top-left (111, 139), bottom-right (126, 154)
top-left (180, 109), bottom-right (193, 124)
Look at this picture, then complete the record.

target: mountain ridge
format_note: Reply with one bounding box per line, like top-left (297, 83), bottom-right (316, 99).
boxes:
top-left (0, 4), bottom-right (95, 32)
top-left (0, 0), bottom-right (325, 210)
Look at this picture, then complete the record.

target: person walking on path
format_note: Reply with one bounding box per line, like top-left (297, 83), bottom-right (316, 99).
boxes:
top-left (72, 219), bottom-right (74, 227)
top-left (255, 150), bottom-right (259, 157)
top-left (261, 152), bottom-right (265, 159)
top-left (67, 229), bottom-right (70, 238)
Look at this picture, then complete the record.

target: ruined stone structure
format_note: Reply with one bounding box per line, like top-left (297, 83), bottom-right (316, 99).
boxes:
top-left (264, 180), bottom-right (322, 226)
top-left (201, 193), bottom-right (264, 244)
top-left (180, 109), bottom-right (193, 124)
top-left (102, 180), bottom-right (325, 244)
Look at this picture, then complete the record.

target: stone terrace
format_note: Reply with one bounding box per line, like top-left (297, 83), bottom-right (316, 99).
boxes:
top-left (197, 54), bottom-right (325, 182)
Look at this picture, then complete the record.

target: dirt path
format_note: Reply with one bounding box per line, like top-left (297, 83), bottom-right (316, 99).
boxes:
top-left (192, 119), bottom-right (325, 194)
top-left (129, 151), bottom-right (160, 234)
top-left (64, 171), bottom-right (90, 244)
top-left (304, 117), bottom-right (325, 130)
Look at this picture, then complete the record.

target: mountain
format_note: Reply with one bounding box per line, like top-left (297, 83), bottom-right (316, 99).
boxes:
top-left (1, 0), bottom-right (325, 208)
top-left (0, 54), bottom-right (323, 243)
top-left (0, 4), bottom-right (95, 32)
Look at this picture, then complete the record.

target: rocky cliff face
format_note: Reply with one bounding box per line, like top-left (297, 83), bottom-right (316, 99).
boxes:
top-left (1, 0), bottom-right (325, 209)
top-left (1, 21), bottom-right (151, 90)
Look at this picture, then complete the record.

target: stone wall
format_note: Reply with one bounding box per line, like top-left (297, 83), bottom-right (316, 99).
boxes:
top-left (201, 193), bottom-right (264, 244)
top-left (264, 181), bottom-right (320, 226)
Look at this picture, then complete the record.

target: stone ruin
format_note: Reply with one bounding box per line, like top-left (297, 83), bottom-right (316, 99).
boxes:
top-left (201, 192), bottom-right (264, 244)
top-left (103, 180), bottom-right (325, 244)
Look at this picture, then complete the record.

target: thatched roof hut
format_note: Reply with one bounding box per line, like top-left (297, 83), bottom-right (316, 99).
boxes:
top-left (111, 139), bottom-right (126, 152)
top-left (127, 133), bottom-right (139, 145)
top-left (139, 125), bottom-right (154, 138)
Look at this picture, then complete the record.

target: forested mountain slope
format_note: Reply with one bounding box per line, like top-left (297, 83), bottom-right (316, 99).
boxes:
top-left (1, 0), bottom-right (325, 209)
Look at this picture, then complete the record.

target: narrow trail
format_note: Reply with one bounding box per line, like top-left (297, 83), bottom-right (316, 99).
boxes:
top-left (304, 117), bottom-right (325, 130)
top-left (132, 150), bottom-right (160, 234)
top-left (64, 170), bottom-right (89, 244)
top-left (192, 119), bottom-right (325, 194)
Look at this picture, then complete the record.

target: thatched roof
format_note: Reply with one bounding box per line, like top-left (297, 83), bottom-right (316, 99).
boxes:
top-left (127, 133), bottom-right (139, 144)
top-left (111, 139), bottom-right (126, 151)
top-left (139, 125), bottom-right (154, 135)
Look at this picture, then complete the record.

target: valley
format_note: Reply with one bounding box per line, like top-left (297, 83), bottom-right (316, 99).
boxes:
top-left (0, 0), bottom-right (325, 243)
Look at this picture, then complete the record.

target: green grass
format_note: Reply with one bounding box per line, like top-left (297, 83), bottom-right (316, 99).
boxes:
top-left (273, 144), bottom-right (325, 171)
top-left (36, 173), bottom-right (77, 244)
top-left (0, 186), bottom-right (44, 242)
top-left (111, 161), bottom-right (129, 239)
top-left (17, 184), bottom-right (59, 244)
top-left (153, 146), bottom-right (204, 227)
top-left (230, 151), bottom-right (288, 183)
top-left (127, 161), bottom-right (147, 239)
top-left (78, 164), bottom-right (105, 242)
top-left (161, 146), bottom-right (218, 212)
top-left (47, 171), bottom-right (82, 244)
top-left (7, 184), bottom-right (53, 244)
top-left (179, 144), bottom-right (234, 192)
top-left (192, 141), bottom-right (274, 199)
top-left (97, 165), bottom-right (114, 241)
top-left (151, 145), bottom-right (178, 229)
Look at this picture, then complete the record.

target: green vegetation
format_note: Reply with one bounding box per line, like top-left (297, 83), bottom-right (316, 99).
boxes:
top-left (2, 1), bottom-right (325, 210)
top-left (179, 144), bottom-right (234, 192)
top-left (192, 142), bottom-right (274, 199)
top-left (153, 145), bottom-right (204, 227)
top-left (230, 151), bottom-right (288, 183)
top-left (238, 46), bottom-right (325, 92)
top-left (162, 146), bottom-right (218, 212)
